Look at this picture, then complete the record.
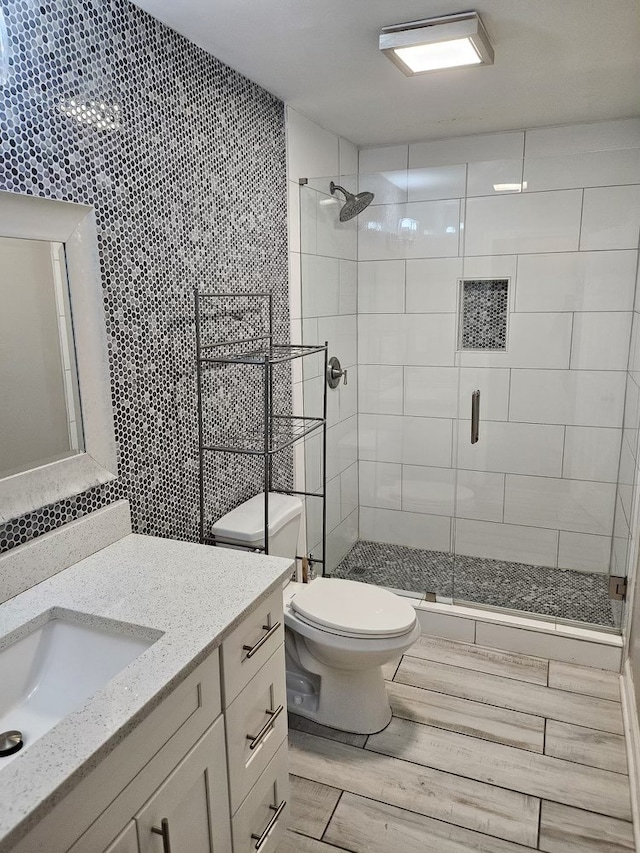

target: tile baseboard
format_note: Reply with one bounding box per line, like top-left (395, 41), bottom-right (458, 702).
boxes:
top-left (413, 598), bottom-right (622, 671)
top-left (621, 660), bottom-right (640, 851)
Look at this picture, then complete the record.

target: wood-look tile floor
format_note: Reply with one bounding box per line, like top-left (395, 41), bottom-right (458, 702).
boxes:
top-left (277, 635), bottom-right (635, 853)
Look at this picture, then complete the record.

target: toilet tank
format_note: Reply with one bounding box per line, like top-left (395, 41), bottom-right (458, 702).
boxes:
top-left (210, 492), bottom-right (302, 560)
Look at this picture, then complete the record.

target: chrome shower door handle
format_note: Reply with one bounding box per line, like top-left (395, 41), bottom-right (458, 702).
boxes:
top-left (471, 390), bottom-right (480, 444)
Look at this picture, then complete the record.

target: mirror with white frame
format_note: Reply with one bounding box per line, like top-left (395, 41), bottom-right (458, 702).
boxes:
top-left (0, 191), bottom-right (117, 523)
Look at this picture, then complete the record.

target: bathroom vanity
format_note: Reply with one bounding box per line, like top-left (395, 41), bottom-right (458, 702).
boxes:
top-left (0, 508), bottom-right (292, 853)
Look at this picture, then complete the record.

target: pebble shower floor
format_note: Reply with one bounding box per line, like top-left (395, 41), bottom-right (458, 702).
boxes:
top-left (333, 540), bottom-right (616, 628)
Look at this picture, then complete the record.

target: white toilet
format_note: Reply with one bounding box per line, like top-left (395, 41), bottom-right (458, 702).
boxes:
top-left (211, 493), bottom-right (420, 734)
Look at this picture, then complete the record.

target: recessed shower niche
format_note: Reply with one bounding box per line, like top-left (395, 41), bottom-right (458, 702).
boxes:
top-left (458, 278), bottom-right (509, 351)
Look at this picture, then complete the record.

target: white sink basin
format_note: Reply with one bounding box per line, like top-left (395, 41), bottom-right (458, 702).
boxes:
top-left (0, 615), bottom-right (155, 766)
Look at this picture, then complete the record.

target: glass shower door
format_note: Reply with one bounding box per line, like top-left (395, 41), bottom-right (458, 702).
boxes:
top-left (450, 245), bottom-right (618, 629)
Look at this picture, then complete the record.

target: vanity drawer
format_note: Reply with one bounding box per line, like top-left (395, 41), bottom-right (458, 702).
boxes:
top-left (226, 644), bottom-right (287, 813)
top-left (221, 587), bottom-right (284, 705)
top-left (231, 742), bottom-right (289, 853)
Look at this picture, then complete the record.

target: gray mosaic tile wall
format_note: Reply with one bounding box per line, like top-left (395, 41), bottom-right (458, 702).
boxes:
top-left (0, 0), bottom-right (289, 552)
top-left (459, 278), bottom-right (509, 350)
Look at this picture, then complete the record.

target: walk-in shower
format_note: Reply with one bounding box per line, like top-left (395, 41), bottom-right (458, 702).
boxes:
top-left (297, 156), bottom-right (639, 633)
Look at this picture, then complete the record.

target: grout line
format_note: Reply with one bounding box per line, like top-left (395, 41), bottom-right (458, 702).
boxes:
top-left (297, 766), bottom-right (542, 850)
top-left (358, 735), bottom-right (629, 821)
top-left (536, 795), bottom-right (543, 850)
top-left (320, 789), bottom-right (345, 843)
top-left (394, 666), bottom-right (623, 726)
top-left (402, 652), bottom-right (550, 688)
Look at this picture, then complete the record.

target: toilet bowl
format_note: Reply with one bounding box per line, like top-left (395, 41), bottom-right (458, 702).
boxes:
top-left (211, 494), bottom-right (421, 734)
top-left (284, 578), bottom-right (420, 733)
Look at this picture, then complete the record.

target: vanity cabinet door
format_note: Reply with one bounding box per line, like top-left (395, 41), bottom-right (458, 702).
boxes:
top-left (136, 716), bottom-right (231, 853)
top-left (103, 822), bottom-right (139, 853)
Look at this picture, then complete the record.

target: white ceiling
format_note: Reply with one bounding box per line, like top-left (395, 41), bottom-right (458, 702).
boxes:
top-left (131, 0), bottom-right (640, 146)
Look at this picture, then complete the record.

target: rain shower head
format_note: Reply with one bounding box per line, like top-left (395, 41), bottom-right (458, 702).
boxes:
top-left (329, 181), bottom-right (375, 221)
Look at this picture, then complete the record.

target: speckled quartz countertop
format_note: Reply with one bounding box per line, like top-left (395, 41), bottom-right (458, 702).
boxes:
top-left (0, 533), bottom-right (292, 848)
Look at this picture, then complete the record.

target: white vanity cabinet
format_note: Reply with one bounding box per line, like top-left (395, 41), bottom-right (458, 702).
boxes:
top-left (135, 718), bottom-right (231, 852)
top-left (8, 587), bottom-right (288, 853)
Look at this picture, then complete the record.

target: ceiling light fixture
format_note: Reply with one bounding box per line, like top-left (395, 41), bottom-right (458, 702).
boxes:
top-left (379, 12), bottom-right (494, 76)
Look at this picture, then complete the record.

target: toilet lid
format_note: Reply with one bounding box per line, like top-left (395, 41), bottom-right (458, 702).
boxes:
top-left (291, 578), bottom-right (416, 637)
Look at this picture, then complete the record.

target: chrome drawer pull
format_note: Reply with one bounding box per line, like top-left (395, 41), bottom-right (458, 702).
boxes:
top-left (242, 622), bottom-right (281, 660)
top-left (251, 800), bottom-right (287, 851)
top-left (247, 704), bottom-right (284, 750)
top-left (151, 818), bottom-right (172, 853)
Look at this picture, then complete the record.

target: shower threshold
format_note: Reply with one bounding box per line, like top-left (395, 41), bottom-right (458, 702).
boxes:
top-left (332, 540), bottom-right (617, 629)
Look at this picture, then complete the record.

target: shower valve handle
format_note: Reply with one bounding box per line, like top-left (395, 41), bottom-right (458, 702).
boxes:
top-left (327, 356), bottom-right (347, 388)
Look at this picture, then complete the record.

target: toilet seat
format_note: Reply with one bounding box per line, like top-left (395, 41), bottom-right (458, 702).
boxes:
top-left (290, 577), bottom-right (417, 639)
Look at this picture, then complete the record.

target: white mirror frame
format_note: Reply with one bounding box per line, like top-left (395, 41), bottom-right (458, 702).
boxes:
top-left (0, 191), bottom-right (118, 523)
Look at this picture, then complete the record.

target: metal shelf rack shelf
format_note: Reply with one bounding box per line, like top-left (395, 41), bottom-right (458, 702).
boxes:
top-left (195, 289), bottom-right (328, 573)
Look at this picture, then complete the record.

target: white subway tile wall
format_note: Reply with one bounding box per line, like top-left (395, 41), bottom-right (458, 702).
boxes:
top-left (352, 121), bottom-right (640, 575)
top-left (287, 107), bottom-right (361, 571)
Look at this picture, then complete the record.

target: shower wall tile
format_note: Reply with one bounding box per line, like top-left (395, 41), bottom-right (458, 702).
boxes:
top-left (456, 421), bottom-right (565, 478)
top-left (359, 460), bottom-right (402, 510)
top-left (409, 132), bottom-right (524, 169)
top-left (404, 367), bottom-right (458, 418)
top-left (359, 145), bottom-right (409, 173)
top-left (286, 106), bottom-right (339, 180)
top-left (357, 200), bottom-right (460, 261)
top-left (359, 314), bottom-right (456, 366)
top-left (515, 251), bottom-right (637, 313)
top-left (358, 203), bottom-right (406, 261)
top-left (456, 470), bottom-right (505, 523)
top-left (337, 366), bottom-right (358, 420)
top-left (403, 200), bottom-right (461, 259)
top-left (407, 164), bottom-right (467, 202)
top-left (405, 258), bottom-right (462, 313)
top-left (570, 312), bottom-right (633, 370)
top-left (316, 190), bottom-right (358, 259)
top-left (563, 427), bottom-right (622, 484)
top-left (359, 414), bottom-right (452, 468)
top-left (402, 366), bottom-right (510, 422)
top-left (339, 138), bottom-right (359, 178)
top-left (359, 506), bottom-right (451, 552)
top-left (317, 315), bottom-right (357, 367)
top-left (359, 365), bottom-right (404, 415)
top-left (358, 260), bottom-right (406, 313)
top-left (340, 462), bottom-right (359, 519)
top-left (304, 375), bottom-right (339, 427)
top-left (523, 149), bottom-right (640, 192)
top-left (360, 171), bottom-right (408, 205)
top-left (524, 119), bottom-right (640, 158)
top-left (580, 185), bottom-right (640, 250)
top-left (458, 368), bottom-right (511, 422)
top-left (464, 190), bottom-right (582, 255)
top-left (339, 260), bottom-right (358, 315)
top-left (509, 369), bottom-right (626, 428)
top-left (504, 475), bottom-right (617, 536)
top-left (326, 416), bottom-right (358, 481)
top-left (401, 465), bottom-right (456, 516)
top-left (301, 254), bottom-right (340, 316)
top-left (466, 160), bottom-right (524, 196)
top-left (455, 519), bottom-right (558, 568)
top-left (558, 532), bottom-right (612, 574)
top-left (458, 312), bottom-right (573, 369)
top-left (405, 314), bottom-right (457, 366)
top-left (326, 508), bottom-right (358, 573)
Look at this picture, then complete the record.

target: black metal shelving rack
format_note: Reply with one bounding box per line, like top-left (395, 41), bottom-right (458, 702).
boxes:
top-left (195, 289), bottom-right (328, 574)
